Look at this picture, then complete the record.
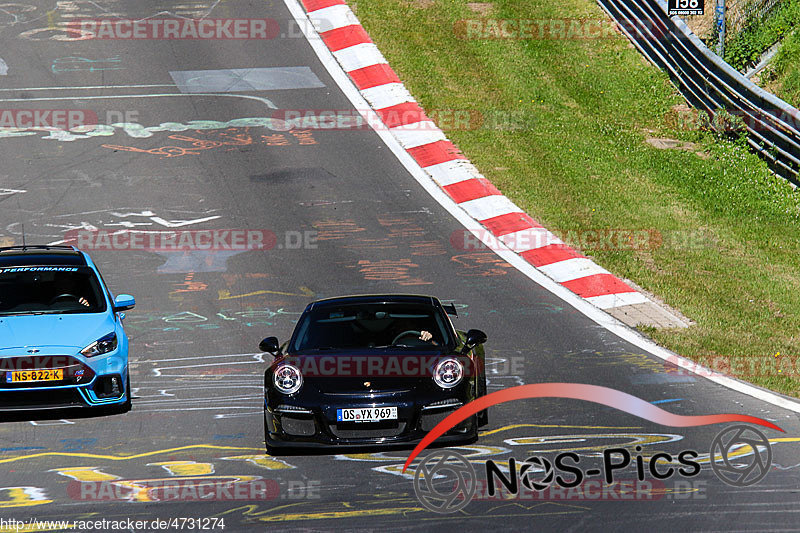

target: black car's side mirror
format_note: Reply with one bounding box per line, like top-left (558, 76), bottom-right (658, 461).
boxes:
top-left (259, 336), bottom-right (280, 354)
top-left (461, 329), bottom-right (487, 354)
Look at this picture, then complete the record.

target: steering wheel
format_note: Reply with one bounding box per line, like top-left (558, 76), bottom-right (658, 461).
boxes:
top-left (392, 330), bottom-right (422, 345)
top-left (49, 293), bottom-right (81, 305)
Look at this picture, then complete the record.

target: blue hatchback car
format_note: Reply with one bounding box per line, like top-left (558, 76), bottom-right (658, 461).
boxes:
top-left (0, 245), bottom-right (135, 412)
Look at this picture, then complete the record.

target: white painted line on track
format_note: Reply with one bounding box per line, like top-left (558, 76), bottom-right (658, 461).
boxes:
top-left (136, 353), bottom-right (264, 364)
top-left (0, 93), bottom-right (278, 108)
top-left (0, 84), bottom-right (176, 91)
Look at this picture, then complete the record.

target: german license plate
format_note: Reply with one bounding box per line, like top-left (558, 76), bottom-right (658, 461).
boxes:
top-left (337, 406), bottom-right (397, 423)
top-left (6, 369), bottom-right (64, 383)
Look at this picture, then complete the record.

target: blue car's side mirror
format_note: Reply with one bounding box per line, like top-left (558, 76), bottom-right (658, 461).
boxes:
top-left (113, 294), bottom-right (136, 312)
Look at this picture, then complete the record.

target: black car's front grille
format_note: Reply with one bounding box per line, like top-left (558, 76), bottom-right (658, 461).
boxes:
top-left (0, 356), bottom-right (94, 389)
top-left (281, 415), bottom-right (317, 436)
top-left (329, 421), bottom-right (407, 439)
top-left (0, 388), bottom-right (85, 410)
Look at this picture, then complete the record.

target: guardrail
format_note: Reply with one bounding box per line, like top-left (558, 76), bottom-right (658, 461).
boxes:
top-left (596, 0), bottom-right (800, 185)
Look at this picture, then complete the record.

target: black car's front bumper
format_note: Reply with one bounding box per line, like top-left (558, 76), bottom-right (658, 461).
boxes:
top-left (264, 391), bottom-right (477, 449)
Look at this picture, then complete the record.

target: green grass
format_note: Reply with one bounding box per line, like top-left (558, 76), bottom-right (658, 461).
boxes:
top-left (723, 0), bottom-right (800, 70)
top-left (763, 29), bottom-right (800, 108)
top-left (350, 0), bottom-right (800, 396)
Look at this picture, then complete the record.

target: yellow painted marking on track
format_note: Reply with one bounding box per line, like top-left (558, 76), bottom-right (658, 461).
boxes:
top-left (685, 437), bottom-right (800, 465)
top-left (449, 445), bottom-right (511, 457)
top-left (48, 467), bottom-right (120, 482)
top-left (338, 445), bottom-right (507, 462)
top-left (337, 452), bottom-right (386, 461)
top-left (217, 501), bottom-right (590, 522)
top-left (375, 459), bottom-right (514, 479)
top-left (256, 507), bottom-right (425, 522)
top-left (0, 445), bottom-right (261, 465)
top-left (507, 433), bottom-right (679, 452)
top-left (222, 455), bottom-right (295, 470)
top-left (148, 461), bottom-right (215, 476)
top-left (480, 424), bottom-right (641, 437)
top-left (217, 286), bottom-right (314, 300)
top-left (0, 487), bottom-right (52, 508)
top-left (106, 475), bottom-right (262, 503)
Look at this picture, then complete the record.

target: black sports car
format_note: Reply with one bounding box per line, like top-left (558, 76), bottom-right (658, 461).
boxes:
top-left (260, 295), bottom-right (488, 453)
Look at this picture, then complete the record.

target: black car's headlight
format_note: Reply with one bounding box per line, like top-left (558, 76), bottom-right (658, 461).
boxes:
top-left (273, 364), bottom-right (303, 395)
top-left (80, 332), bottom-right (118, 357)
top-left (433, 358), bottom-right (464, 389)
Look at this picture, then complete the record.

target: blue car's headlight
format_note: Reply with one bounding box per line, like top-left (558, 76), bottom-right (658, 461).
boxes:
top-left (80, 332), bottom-right (118, 357)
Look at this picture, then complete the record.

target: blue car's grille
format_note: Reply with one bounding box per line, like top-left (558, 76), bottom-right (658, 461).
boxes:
top-left (0, 388), bottom-right (85, 409)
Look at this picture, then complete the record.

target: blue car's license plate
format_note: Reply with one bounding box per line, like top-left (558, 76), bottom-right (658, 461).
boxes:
top-left (337, 407), bottom-right (397, 423)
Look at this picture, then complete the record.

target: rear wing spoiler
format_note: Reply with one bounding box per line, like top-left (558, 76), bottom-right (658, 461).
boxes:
top-left (442, 302), bottom-right (458, 317)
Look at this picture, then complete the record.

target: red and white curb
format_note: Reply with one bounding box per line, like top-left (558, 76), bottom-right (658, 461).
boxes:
top-left (298, 0), bottom-right (685, 328)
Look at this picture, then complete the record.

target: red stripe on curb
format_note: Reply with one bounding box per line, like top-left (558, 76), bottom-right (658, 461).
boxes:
top-left (480, 212), bottom-right (541, 237)
top-left (302, 0), bottom-right (346, 11)
top-left (375, 101), bottom-right (428, 127)
top-left (408, 140), bottom-right (466, 167)
top-left (443, 178), bottom-right (501, 204)
top-left (349, 64), bottom-right (402, 91)
top-left (303, 0), bottom-right (652, 312)
top-left (520, 244), bottom-right (583, 267)
top-left (321, 25), bottom-right (372, 52)
top-left (561, 273), bottom-right (636, 298)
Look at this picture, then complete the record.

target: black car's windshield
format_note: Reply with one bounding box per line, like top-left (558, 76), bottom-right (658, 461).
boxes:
top-left (0, 266), bottom-right (107, 315)
top-left (291, 302), bottom-right (453, 352)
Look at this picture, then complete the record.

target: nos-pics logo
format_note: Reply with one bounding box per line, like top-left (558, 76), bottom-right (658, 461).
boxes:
top-left (413, 425), bottom-right (772, 514)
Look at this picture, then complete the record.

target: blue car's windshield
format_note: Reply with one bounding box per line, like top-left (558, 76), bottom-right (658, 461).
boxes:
top-left (0, 266), bottom-right (107, 315)
top-left (291, 302), bottom-right (453, 352)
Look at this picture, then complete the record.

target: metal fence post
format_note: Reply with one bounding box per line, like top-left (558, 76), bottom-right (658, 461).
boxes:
top-left (716, 0), bottom-right (726, 57)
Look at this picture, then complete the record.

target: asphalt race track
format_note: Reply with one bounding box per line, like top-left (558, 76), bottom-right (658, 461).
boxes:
top-left (0, 1), bottom-right (799, 531)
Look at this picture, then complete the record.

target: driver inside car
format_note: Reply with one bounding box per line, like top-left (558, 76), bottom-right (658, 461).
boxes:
top-left (418, 330), bottom-right (438, 345)
top-left (389, 319), bottom-right (440, 346)
top-left (50, 276), bottom-right (91, 308)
